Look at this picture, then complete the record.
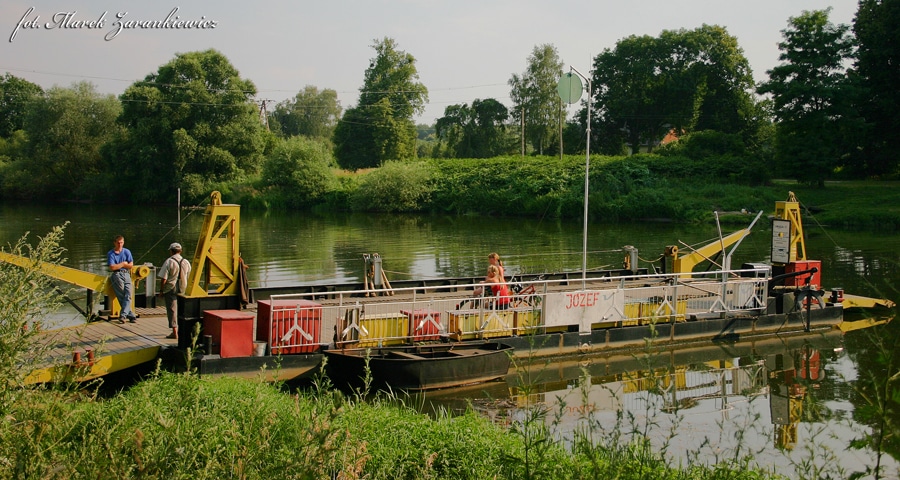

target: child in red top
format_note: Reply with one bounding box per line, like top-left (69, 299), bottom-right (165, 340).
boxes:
top-left (487, 265), bottom-right (510, 309)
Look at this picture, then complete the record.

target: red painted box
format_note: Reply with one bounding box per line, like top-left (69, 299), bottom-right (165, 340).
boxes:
top-left (203, 310), bottom-right (254, 358)
top-left (784, 260), bottom-right (822, 288)
top-left (256, 300), bottom-right (322, 354)
top-left (401, 309), bottom-right (442, 341)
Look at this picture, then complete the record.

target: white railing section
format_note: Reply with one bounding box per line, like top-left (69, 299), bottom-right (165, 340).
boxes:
top-left (259, 268), bottom-right (770, 351)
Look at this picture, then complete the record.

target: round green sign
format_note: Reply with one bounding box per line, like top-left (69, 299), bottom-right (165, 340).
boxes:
top-left (557, 73), bottom-right (583, 104)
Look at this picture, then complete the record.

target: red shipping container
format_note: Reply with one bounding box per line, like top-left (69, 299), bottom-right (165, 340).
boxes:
top-left (257, 300), bottom-right (322, 354)
top-left (784, 260), bottom-right (822, 288)
top-left (401, 309), bottom-right (442, 341)
top-left (203, 310), bottom-right (254, 358)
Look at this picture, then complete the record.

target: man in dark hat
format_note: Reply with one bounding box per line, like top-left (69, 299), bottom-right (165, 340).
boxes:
top-left (158, 242), bottom-right (191, 339)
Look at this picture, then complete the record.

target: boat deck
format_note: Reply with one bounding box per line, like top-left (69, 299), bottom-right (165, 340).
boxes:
top-left (24, 267), bottom-right (842, 384)
top-left (26, 306), bottom-right (178, 384)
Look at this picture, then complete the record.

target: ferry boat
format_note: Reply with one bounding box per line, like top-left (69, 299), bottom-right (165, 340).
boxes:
top-left (4, 192), bottom-right (893, 388)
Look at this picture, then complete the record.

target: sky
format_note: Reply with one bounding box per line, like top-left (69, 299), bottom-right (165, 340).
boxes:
top-left (1, 1), bottom-right (860, 125)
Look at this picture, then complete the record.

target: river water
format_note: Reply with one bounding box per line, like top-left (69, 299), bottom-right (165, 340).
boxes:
top-left (1, 202), bottom-right (898, 478)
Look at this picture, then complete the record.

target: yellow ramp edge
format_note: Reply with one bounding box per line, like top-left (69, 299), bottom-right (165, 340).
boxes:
top-left (841, 293), bottom-right (896, 310)
top-left (25, 346), bottom-right (161, 385)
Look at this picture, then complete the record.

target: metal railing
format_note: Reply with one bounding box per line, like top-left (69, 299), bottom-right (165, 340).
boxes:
top-left (259, 268), bottom-right (770, 351)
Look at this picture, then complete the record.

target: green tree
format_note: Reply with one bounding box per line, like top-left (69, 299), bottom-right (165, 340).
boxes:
top-left (415, 123), bottom-right (438, 158)
top-left (0, 130), bottom-right (27, 200)
top-left (2, 82), bottom-right (122, 201)
top-left (332, 106), bottom-right (373, 171)
top-left (0, 74), bottom-right (43, 138)
top-left (590, 26), bottom-right (760, 155)
top-left (854, 0), bottom-right (900, 177)
top-left (334, 37), bottom-right (428, 170)
top-left (678, 26), bottom-right (763, 140)
top-left (509, 44), bottom-right (565, 155)
top-left (758, 9), bottom-right (857, 186)
top-left (434, 104), bottom-right (468, 158)
top-left (271, 85), bottom-right (342, 140)
top-left (435, 98), bottom-right (510, 158)
top-left (593, 34), bottom-right (683, 154)
top-left (416, 123), bottom-right (435, 141)
top-left (108, 49), bottom-right (267, 203)
top-left (261, 135), bottom-right (336, 207)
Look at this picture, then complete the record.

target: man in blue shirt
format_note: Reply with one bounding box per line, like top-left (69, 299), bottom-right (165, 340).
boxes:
top-left (107, 235), bottom-right (137, 324)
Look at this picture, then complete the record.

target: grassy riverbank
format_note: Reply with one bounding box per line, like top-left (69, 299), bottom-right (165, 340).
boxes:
top-left (235, 154), bottom-right (900, 233)
top-left (0, 371), bottom-right (780, 480)
top-left (765, 180), bottom-right (900, 231)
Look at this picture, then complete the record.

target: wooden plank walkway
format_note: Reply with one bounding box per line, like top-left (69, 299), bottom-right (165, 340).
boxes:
top-left (26, 306), bottom-right (178, 384)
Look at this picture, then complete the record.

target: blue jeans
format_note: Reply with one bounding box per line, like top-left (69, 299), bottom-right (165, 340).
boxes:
top-left (111, 270), bottom-right (135, 320)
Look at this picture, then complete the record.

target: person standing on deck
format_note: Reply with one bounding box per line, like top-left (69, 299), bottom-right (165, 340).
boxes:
top-left (158, 242), bottom-right (191, 340)
top-left (108, 235), bottom-right (137, 324)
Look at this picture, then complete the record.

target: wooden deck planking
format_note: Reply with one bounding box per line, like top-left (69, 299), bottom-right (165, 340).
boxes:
top-left (27, 307), bottom-right (178, 384)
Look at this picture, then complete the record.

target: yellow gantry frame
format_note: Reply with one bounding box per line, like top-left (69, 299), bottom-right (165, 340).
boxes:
top-left (184, 191), bottom-right (241, 297)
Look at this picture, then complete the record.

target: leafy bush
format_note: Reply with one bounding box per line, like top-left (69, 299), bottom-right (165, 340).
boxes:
top-left (428, 156), bottom-right (587, 216)
top-left (659, 130), bottom-right (747, 159)
top-left (350, 160), bottom-right (435, 212)
top-left (261, 136), bottom-right (337, 208)
top-left (652, 131), bottom-right (769, 185)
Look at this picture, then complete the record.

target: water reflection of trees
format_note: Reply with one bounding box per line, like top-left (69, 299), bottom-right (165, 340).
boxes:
top-left (843, 315), bottom-right (900, 477)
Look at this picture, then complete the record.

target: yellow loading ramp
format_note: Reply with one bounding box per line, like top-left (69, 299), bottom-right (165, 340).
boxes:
top-left (25, 309), bottom-right (176, 385)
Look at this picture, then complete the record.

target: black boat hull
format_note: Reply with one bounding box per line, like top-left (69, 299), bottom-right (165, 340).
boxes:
top-left (158, 347), bottom-right (324, 382)
top-left (324, 342), bottom-right (513, 391)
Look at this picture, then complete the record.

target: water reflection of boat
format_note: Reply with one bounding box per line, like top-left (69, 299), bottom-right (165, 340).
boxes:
top-left (419, 326), bottom-right (852, 438)
top-left (324, 342), bottom-right (513, 391)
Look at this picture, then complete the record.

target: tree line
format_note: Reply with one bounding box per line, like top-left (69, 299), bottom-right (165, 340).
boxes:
top-left (0, 4), bottom-right (897, 207)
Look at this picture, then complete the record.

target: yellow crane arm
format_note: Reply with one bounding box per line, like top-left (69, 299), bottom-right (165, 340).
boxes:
top-left (0, 250), bottom-right (110, 292)
top-left (0, 250), bottom-right (151, 297)
top-left (673, 228), bottom-right (752, 275)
